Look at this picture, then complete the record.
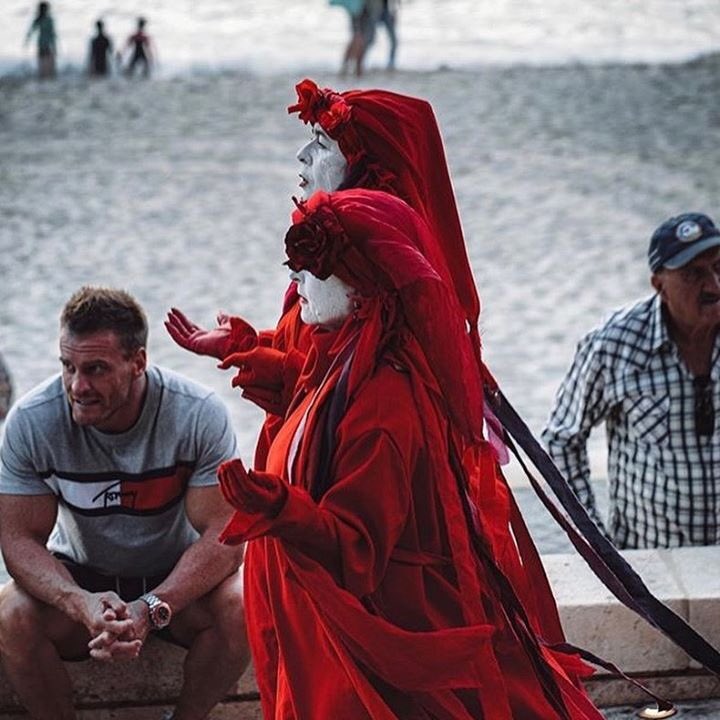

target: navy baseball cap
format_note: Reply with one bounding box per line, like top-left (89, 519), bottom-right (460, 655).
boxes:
top-left (648, 212), bottom-right (720, 273)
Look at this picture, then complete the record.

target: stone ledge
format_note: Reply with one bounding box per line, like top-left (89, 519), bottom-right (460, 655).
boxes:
top-left (0, 546), bottom-right (717, 715)
top-left (543, 545), bottom-right (720, 706)
top-left (0, 638), bottom-right (261, 718)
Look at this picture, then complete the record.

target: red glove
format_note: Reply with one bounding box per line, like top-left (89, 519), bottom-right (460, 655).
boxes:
top-left (165, 308), bottom-right (258, 360)
top-left (217, 458), bottom-right (288, 517)
top-left (219, 346), bottom-right (307, 416)
top-left (219, 346), bottom-right (286, 390)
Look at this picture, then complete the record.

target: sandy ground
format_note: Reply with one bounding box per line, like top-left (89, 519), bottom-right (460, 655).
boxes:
top-left (2, 57), bottom-right (720, 473)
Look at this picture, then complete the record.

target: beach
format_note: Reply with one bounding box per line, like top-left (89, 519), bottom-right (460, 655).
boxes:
top-left (2, 56), bottom-right (720, 550)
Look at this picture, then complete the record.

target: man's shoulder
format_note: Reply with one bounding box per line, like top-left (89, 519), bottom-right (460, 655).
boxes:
top-left (1, 375), bottom-right (68, 452)
top-left (150, 365), bottom-right (215, 401)
top-left (149, 366), bottom-right (229, 419)
top-left (7, 375), bottom-right (66, 423)
top-left (573, 295), bottom-right (660, 374)
top-left (587, 295), bottom-right (656, 344)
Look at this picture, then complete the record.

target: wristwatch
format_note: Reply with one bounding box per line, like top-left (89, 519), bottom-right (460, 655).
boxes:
top-left (139, 592), bottom-right (173, 630)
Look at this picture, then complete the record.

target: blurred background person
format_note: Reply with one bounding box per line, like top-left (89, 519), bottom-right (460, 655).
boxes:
top-left (24, 1), bottom-right (56, 79)
top-left (331, 0), bottom-right (377, 77)
top-left (122, 16), bottom-right (154, 78)
top-left (87, 19), bottom-right (112, 77)
top-left (377, 0), bottom-right (399, 70)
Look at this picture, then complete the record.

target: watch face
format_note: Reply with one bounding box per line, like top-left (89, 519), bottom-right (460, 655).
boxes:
top-left (152, 602), bottom-right (172, 628)
top-left (141, 594), bottom-right (172, 629)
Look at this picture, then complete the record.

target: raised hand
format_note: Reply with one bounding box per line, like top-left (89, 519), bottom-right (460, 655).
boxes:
top-left (165, 308), bottom-right (258, 360)
top-left (217, 458), bottom-right (288, 517)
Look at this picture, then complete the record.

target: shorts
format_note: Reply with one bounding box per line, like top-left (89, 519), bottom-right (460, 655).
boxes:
top-left (54, 553), bottom-right (171, 602)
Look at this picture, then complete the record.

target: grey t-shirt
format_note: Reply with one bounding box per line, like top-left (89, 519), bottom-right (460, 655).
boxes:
top-left (0, 365), bottom-right (237, 577)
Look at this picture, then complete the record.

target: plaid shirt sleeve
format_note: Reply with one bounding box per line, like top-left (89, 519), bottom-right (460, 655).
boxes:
top-left (542, 330), bottom-right (611, 531)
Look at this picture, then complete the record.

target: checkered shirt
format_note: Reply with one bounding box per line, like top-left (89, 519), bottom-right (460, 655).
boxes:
top-left (542, 294), bottom-right (720, 549)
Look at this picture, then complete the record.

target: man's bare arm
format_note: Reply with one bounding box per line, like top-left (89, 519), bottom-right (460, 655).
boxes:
top-left (0, 494), bottom-right (133, 638)
top-left (148, 485), bottom-right (243, 613)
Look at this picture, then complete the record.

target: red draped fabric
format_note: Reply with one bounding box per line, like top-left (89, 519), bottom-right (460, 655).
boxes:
top-left (221, 191), bottom-right (604, 719)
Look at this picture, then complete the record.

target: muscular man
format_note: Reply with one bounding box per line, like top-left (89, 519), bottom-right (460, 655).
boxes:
top-left (0, 286), bottom-right (249, 720)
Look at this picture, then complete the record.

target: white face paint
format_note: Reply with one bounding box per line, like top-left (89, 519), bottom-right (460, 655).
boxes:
top-left (290, 270), bottom-right (354, 329)
top-left (296, 124), bottom-right (348, 200)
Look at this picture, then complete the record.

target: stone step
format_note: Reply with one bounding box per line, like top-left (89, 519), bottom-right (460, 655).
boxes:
top-left (0, 545), bottom-right (717, 716)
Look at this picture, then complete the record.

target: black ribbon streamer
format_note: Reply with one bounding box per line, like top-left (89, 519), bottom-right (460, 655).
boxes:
top-left (485, 385), bottom-right (720, 676)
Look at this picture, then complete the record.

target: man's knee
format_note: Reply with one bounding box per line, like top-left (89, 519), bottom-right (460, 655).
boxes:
top-left (172, 570), bottom-right (247, 654)
top-left (0, 582), bottom-right (44, 651)
top-left (0, 581), bottom-right (87, 660)
top-left (208, 571), bottom-right (246, 640)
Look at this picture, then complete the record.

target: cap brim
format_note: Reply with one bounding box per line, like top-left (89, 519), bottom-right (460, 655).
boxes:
top-left (662, 235), bottom-right (720, 270)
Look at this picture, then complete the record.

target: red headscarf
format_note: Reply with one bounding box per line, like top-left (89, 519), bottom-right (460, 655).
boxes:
top-left (288, 79), bottom-right (481, 347)
top-left (285, 188), bottom-right (484, 444)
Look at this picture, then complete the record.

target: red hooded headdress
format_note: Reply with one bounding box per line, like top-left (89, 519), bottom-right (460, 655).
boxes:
top-left (288, 79), bottom-right (481, 345)
top-left (285, 188), bottom-right (484, 444)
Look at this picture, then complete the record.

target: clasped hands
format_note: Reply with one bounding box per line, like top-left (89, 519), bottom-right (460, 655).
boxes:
top-left (218, 458), bottom-right (288, 519)
top-left (85, 592), bottom-right (152, 662)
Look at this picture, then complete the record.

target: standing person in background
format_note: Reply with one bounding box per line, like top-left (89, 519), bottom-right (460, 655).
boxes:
top-left (87, 19), bottom-right (113, 77)
top-left (377, 0), bottom-right (399, 70)
top-left (331, 0), bottom-right (375, 76)
top-left (543, 212), bottom-right (720, 549)
top-left (123, 17), bottom-right (154, 78)
top-left (24, 1), bottom-right (56, 80)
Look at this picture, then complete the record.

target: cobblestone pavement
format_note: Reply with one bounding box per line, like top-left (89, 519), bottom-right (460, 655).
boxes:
top-left (603, 698), bottom-right (720, 718)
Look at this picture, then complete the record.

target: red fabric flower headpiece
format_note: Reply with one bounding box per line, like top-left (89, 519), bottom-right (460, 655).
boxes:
top-left (284, 200), bottom-right (352, 280)
top-left (288, 79), bottom-right (352, 135)
top-left (288, 79), bottom-right (364, 163)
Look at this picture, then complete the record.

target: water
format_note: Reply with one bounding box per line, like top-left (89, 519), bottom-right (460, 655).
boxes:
top-left (2, 0), bottom-right (720, 77)
top-left (2, 3), bottom-right (720, 555)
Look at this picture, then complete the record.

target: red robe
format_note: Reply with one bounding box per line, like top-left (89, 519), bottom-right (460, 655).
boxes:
top-left (223, 330), bottom-right (604, 720)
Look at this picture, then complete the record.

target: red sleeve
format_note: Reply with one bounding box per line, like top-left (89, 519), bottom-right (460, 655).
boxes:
top-left (245, 367), bottom-right (420, 597)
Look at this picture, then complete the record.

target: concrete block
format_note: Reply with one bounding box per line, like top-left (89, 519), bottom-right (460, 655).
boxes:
top-left (585, 672), bottom-right (720, 709)
top-left (543, 550), bottom-right (690, 674)
top-left (0, 635), bottom-right (258, 715)
top-left (0, 701), bottom-right (263, 719)
top-left (660, 546), bottom-right (720, 670)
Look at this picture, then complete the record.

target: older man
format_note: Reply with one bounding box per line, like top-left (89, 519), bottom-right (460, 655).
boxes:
top-left (0, 286), bottom-right (249, 720)
top-left (543, 212), bottom-right (720, 549)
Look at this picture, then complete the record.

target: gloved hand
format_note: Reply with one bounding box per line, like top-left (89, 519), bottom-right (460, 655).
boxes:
top-left (218, 345), bottom-right (286, 390)
top-left (217, 458), bottom-right (288, 517)
top-left (220, 346), bottom-right (307, 416)
top-left (165, 308), bottom-right (258, 360)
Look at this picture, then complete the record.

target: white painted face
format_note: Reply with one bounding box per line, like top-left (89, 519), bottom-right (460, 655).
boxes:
top-left (290, 270), bottom-right (354, 329)
top-left (296, 124), bottom-right (348, 200)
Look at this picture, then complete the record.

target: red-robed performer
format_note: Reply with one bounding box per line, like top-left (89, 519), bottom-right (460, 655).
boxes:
top-left (216, 188), bottom-right (605, 719)
top-left (165, 79), bottom-right (481, 466)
